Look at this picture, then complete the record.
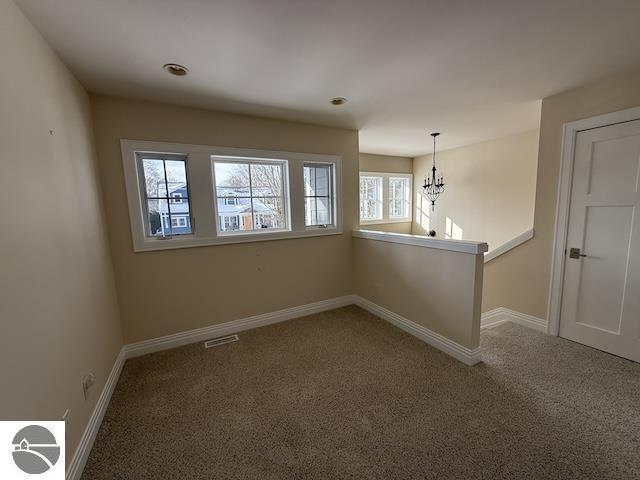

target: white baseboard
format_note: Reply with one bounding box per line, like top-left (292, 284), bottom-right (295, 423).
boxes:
top-left (68, 294), bottom-right (485, 479)
top-left (124, 295), bottom-right (355, 358)
top-left (481, 307), bottom-right (548, 333)
top-left (352, 295), bottom-right (482, 366)
top-left (66, 347), bottom-right (125, 480)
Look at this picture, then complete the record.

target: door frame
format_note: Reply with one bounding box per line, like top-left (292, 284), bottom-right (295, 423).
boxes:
top-left (547, 105), bottom-right (640, 336)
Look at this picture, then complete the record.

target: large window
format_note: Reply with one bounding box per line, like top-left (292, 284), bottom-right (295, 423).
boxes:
top-left (304, 163), bottom-right (334, 227)
top-left (138, 154), bottom-right (193, 237)
top-left (122, 140), bottom-right (342, 251)
top-left (360, 172), bottom-right (412, 224)
top-left (213, 158), bottom-right (288, 234)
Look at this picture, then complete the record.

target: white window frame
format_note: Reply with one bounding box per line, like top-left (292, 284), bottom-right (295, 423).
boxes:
top-left (121, 139), bottom-right (342, 252)
top-left (304, 162), bottom-right (336, 228)
top-left (388, 176), bottom-right (411, 220)
top-left (360, 172), bottom-right (413, 225)
top-left (359, 174), bottom-right (383, 222)
top-left (212, 156), bottom-right (291, 236)
top-left (171, 193), bottom-right (183, 204)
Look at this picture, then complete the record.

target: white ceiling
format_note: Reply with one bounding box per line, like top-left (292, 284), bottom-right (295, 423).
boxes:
top-left (16, 0), bottom-right (640, 157)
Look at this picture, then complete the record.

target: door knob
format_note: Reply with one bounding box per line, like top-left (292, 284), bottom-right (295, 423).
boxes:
top-left (569, 247), bottom-right (587, 259)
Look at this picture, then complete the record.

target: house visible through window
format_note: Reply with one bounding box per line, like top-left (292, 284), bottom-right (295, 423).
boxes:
top-left (213, 158), bottom-right (288, 234)
top-left (139, 155), bottom-right (192, 236)
top-left (304, 163), bottom-right (334, 226)
top-left (360, 175), bottom-right (383, 221)
top-left (123, 140), bottom-right (342, 251)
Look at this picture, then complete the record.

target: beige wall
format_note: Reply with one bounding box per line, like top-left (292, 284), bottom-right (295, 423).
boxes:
top-left (360, 153), bottom-right (412, 174)
top-left (483, 67), bottom-right (640, 317)
top-left (91, 95), bottom-right (359, 343)
top-left (359, 153), bottom-right (413, 234)
top-left (412, 130), bottom-right (539, 250)
top-left (0, 0), bottom-right (122, 463)
top-left (353, 238), bottom-right (484, 349)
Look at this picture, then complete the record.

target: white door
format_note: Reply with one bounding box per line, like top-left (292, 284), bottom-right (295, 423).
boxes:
top-left (559, 119), bottom-right (640, 362)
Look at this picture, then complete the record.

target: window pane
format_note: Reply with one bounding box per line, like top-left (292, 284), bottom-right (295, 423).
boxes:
top-left (215, 162), bottom-right (250, 189)
top-left (305, 197), bottom-right (316, 225)
top-left (389, 177), bottom-right (409, 218)
top-left (254, 197), bottom-right (285, 230)
top-left (305, 197), bottom-right (332, 226)
top-left (146, 199), bottom-right (164, 236)
top-left (360, 176), bottom-right (382, 220)
top-left (217, 198), bottom-right (252, 232)
top-left (251, 164), bottom-right (283, 196)
top-left (214, 159), bottom-right (289, 234)
top-left (304, 165), bottom-right (330, 196)
top-left (304, 164), bottom-right (333, 227)
top-left (152, 198), bottom-right (192, 236)
top-left (142, 159), bottom-right (167, 197)
top-left (314, 166), bottom-right (330, 196)
top-left (165, 159), bottom-right (188, 191)
top-left (304, 167), bottom-right (315, 196)
top-left (316, 197), bottom-right (331, 225)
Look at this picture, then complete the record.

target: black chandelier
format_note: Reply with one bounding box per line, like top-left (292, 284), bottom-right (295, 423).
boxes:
top-left (422, 132), bottom-right (445, 211)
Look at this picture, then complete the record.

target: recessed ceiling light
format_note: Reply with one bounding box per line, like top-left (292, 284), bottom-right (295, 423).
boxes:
top-left (163, 63), bottom-right (189, 76)
top-left (330, 97), bottom-right (347, 106)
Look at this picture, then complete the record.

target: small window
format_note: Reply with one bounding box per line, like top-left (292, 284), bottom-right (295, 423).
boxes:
top-left (360, 175), bottom-right (383, 221)
top-left (213, 158), bottom-right (289, 234)
top-left (304, 163), bottom-right (334, 227)
top-left (389, 177), bottom-right (410, 219)
top-left (139, 155), bottom-right (192, 237)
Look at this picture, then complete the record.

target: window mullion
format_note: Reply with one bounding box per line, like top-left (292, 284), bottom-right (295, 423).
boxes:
top-left (189, 152), bottom-right (217, 238)
top-left (162, 160), bottom-right (173, 235)
top-left (289, 160), bottom-right (305, 231)
top-left (248, 163), bottom-right (255, 231)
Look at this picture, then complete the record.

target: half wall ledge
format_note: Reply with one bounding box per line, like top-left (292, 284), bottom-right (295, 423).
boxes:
top-left (352, 229), bottom-right (488, 255)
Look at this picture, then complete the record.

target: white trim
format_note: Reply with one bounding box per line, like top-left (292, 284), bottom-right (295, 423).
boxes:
top-left (484, 229), bottom-right (534, 263)
top-left (212, 156), bottom-right (291, 236)
top-left (547, 106), bottom-right (640, 336)
top-left (353, 229), bottom-right (488, 255)
top-left (121, 139), bottom-right (343, 252)
top-left (124, 296), bottom-right (355, 358)
top-left (353, 295), bottom-right (482, 365)
top-left (68, 294), bottom-right (486, 479)
top-left (481, 307), bottom-right (548, 333)
top-left (66, 348), bottom-right (126, 480)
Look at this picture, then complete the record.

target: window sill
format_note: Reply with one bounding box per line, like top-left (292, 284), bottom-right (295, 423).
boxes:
top-left (133, 228), bottom-right (343, 252)
top-left (360, 218), bottom-right (412, 225)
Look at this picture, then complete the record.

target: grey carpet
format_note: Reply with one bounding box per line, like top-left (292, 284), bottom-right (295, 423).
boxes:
top-left (81, 306), bottom-right (640, 479)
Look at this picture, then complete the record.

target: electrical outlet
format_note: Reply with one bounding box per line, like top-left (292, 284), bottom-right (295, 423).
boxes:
top-left (62, 409), bottom-right (70, 422)
top-left (82, 373), bottom-right (96, 400)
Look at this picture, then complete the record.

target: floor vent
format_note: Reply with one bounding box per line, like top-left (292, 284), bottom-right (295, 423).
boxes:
top-left (204, 334), bottom-right (239, 348)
